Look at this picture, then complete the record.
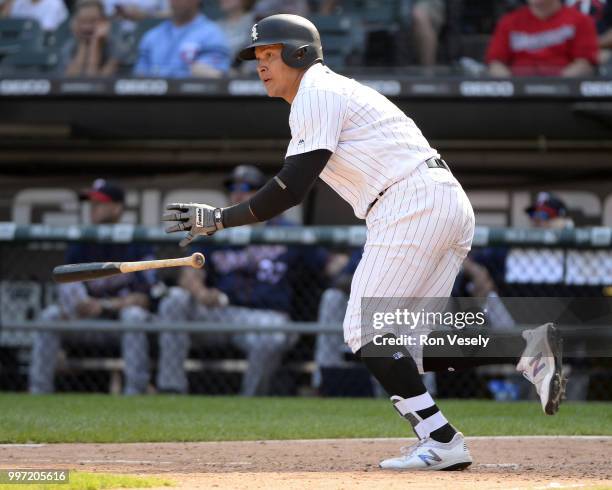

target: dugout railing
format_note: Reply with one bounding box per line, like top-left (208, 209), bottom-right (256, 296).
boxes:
top-left (0, 224), bottom-right (611, 399)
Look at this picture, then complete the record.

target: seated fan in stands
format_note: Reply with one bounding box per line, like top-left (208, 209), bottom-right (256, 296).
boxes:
top-left (486, 0), bottom-right (599, 76)
top-left (57, 0), bottom-right (123, 76)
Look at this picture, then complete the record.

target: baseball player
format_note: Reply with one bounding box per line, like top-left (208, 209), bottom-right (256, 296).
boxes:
top-left (163, 14), bottom-right (566, 470)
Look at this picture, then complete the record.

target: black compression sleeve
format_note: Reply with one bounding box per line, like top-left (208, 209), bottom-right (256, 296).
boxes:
top-left (250, 149), bottom-right (331, 221)
top-left (221, 200), bottom-right (259, 228)
top-left (221, 149), bottom-right (331, 228)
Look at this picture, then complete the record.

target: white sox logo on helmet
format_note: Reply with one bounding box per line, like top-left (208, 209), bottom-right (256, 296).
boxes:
top-left (251, 24), bottom-right (258, 42)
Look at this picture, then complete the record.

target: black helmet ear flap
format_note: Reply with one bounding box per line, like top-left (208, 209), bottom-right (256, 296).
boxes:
top-left (294, 45), bottom-right (309, 60)
top-left (282, 43), bottom-right (317, 69)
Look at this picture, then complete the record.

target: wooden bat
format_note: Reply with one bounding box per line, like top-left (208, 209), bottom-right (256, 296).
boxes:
top-left (52, 253), bottom-right (205, 284)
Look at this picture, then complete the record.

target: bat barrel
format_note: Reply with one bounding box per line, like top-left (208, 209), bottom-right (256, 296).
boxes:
top-left (52, 262), bottom-right (121, 283)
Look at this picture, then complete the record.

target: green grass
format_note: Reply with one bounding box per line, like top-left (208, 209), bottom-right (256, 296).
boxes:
top-left (0, 471), bottom-right (173, 490)
top-left (0, 394), bottom-right (610, 443)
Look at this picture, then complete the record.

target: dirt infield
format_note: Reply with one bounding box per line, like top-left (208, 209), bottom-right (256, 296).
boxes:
top-left (1, 437), bottom-right (611, 489)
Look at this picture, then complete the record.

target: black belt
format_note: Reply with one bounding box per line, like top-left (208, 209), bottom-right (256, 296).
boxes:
top-left (366, 157), bottom-right (450, 215)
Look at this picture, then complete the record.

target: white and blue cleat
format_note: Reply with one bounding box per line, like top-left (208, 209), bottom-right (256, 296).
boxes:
top-left (517, 322), bottom-right (567, 415)
top-left (379, 432), bottom-right (472, 471)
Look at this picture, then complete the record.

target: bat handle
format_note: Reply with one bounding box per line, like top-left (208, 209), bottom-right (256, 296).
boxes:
top-left (119, 253), bottom-right (206, 274)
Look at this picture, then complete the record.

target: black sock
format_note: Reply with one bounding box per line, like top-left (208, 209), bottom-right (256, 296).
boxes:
top-left (416, 405), bottom-right (456, 443)
top-left (423, 328), bottom-right (526, 372)
top-left (359, 337), bottom-right (457, 443)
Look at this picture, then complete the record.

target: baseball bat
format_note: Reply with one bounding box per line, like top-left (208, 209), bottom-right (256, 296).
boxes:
top-left (52, 253), bottom-right (205, 284)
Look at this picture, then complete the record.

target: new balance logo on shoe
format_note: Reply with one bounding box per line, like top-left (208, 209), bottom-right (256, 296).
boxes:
top-left (529, 351), bottom-right (545, 377)
top-left (418, 449), bottom-right (442, 466)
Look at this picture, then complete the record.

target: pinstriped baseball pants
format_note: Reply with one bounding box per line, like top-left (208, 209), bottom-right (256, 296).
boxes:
top-left (343, 162), bottom-right (475, 372)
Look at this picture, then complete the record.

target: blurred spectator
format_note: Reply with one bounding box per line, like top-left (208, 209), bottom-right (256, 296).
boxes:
top-left (567, 0), bottom-right (612, 64)
top-left (103, 0), bottom-right (170, 33)
top-left (252, 0), bottom-right (309, 20)
top-left (133, 0), bottom-right (230, 78)
top-left (501, 193), bottom-right (574, 289)
top-left (317, 0), bottom-right (338, 15)
top-left (103, 0), bottom-right (169, 21)
top-left (218, 0), bottom-right (254, 70)
top-left (486, 0), bottom-right (598, 76)
top-left (313, 248), bottom-right (360, 394)
top-left (600, 0), bottom-right (612, 63)
top-left (29, 180), bottom-right (156, 395)
top-left (58, 0), bottom-right (121, 77)
top-left (525, 191), bottom-right (573, 228)
top-left (506, 193), bottom-right (574, 285)
top-left (505, 192), bottom-right (590, 400)
top-left (411, 0), bottom-right (446, 67)
top-left (157, 165), bottom-right (329, 395)
top-left (0, 0), bottom-right (68, 32)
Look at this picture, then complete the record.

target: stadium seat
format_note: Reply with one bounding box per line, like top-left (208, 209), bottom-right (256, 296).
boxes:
top-left (117, 18), bottom-right (165, 70)
top-left (202, 0), bottom-right (223, 20)
top-left (321, 52), bottom-right (347, 71)
top-left (310, 13), bottom-right (353, 33)
top-left (0, 281), bottom-right (40, 348)
top-left (44, 19), bottom-right (71, 50)
top-left (133, 17), bottom-right (165, 39)
top-left (309, 14), bottom-right (355, 69)
top-left (0, 18), bottom-right (44, 56)
top-left (334, 0), bottom-right (400, 66)
top-left (0, 50), bottom-right (59, 74)
top-left (346, 0), bottom-right (399, 27)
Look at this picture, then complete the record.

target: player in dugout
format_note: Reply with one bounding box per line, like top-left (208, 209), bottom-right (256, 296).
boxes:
top-left (157, 164), bottom-right (329, 395)
top-left (30, 179), bottom-right (156, 395)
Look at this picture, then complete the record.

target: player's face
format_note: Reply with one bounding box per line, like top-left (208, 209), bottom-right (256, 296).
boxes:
top-left (531, 216), bottom-right (565, 229)
top-left (89, 201), bottom-right (122, 224)
top-left (255, 45), bottom-right (304, 103)
top-left (71, 5), bottom-right (105, 42)
top-left (220, 0), bottom-right (243, 13)
top-left (170, 0), bottom-right (200, 23)
top-left (527, 0), bottom-right (559, 9)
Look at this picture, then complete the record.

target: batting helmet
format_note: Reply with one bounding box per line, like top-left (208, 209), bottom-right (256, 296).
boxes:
top-left (238, 14), bottom-right (323, 69)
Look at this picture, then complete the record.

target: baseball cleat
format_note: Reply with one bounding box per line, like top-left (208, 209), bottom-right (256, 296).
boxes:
top-left (379, 432), bottom-right (472, 471)
top-left (516, 322), bottom-right (567, 415)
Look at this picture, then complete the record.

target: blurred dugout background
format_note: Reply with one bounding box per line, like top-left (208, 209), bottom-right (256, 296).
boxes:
top-left (1, 223), bottom-right (611, 400)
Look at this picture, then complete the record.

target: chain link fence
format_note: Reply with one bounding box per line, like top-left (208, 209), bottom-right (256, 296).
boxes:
top-left (0, 225), bottom-right (610, 400)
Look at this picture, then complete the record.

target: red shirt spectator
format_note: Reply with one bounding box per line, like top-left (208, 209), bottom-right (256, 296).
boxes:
top-left (486, 0), bottom-right (598, 76)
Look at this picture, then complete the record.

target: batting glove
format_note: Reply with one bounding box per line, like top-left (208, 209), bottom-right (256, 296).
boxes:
top-left (162, 202), bottom-right (224, 247)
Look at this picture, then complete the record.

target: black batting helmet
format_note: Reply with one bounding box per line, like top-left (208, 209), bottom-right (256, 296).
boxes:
top-left (238, 14), bottom-right (323, 69)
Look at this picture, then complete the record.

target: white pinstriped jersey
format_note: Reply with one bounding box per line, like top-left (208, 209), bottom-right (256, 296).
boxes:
top-left (286, 63), bottom-right (438, 219)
